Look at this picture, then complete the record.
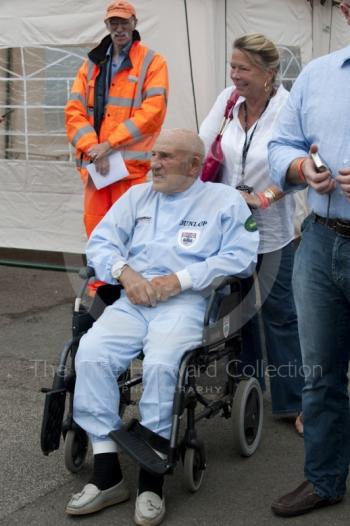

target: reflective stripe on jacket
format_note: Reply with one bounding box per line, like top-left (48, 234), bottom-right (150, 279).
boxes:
top-left (65, 33), bottom-right (168, 178)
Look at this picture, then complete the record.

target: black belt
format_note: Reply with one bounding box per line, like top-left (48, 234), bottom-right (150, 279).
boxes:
top-left (314, 213), bottom-right (350, 238)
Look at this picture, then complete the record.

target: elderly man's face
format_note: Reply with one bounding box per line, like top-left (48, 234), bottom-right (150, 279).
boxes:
top-left (150, 141), bottom-right (195, 195)
top-left (105, 16), bottom-right (136, 49)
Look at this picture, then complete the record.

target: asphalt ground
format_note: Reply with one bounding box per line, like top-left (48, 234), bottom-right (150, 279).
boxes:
top-left (0, 265), bottom-right (349, 526)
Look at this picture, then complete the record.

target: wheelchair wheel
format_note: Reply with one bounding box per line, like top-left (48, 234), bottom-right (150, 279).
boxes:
top-left (64, 429), bottom-right (88, 473)
top-left (231, 377), bottom-right (263, 457)
top-left (183, 448), bottom-right (205, 493)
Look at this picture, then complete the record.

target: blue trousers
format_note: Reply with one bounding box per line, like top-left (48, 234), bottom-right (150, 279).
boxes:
top-left (73, 292), bottom-right (207, 449)
top-left (240, 241), bottom-right (304, 414)
top-left (293, 215), bottom-right (350, 498)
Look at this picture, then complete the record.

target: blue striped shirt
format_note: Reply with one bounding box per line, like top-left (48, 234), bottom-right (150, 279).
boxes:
top-left (268, 45), bottom-right (350, 220)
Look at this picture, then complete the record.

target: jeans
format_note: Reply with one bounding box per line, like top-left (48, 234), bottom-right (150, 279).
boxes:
top-left (293, 215), bottom-right (350, 498)
top-left (240, 241), bottom-right (304, 414)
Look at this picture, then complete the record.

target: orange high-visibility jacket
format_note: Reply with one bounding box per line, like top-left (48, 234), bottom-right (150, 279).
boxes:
top-left (65, 31), bottom-right (168, 235)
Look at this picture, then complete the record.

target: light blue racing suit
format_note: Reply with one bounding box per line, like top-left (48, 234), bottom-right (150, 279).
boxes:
top-left (73, 178), bottom-right (259, 452)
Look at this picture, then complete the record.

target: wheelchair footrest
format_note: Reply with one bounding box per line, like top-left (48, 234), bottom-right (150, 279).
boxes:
top-left (40, 388), bottom-right (66, 455)
top-left (109, 419), bottom-right (170, 476)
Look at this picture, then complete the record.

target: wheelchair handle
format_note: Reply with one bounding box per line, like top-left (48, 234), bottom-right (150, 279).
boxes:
top-left (74, 266), bottom-right (96, 312)
top-left (79, 266), bottom-right (95, 280)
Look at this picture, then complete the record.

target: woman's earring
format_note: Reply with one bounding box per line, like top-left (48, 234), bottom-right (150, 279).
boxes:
top-left (264, 79), bottom-right (270, 93)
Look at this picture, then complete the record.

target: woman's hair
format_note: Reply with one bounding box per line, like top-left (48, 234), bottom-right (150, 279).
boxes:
top-left (233, 33), bottom-right (280, 74)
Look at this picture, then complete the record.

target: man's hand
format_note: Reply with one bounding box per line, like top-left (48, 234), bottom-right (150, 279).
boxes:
top-left (303, 144), bottom-right (336, 194)
top-left (336, 167), bottom-right (350, 202)
top-left (150, 274), bottom-right (181, 302)
top-left (87, 142), bottom-right (111, 176)
top-left (119, 266), bottom-right (158, 307)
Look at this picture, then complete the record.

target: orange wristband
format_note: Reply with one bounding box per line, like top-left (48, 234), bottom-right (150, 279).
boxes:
top-left (296, 158), bottom-right (307, 183)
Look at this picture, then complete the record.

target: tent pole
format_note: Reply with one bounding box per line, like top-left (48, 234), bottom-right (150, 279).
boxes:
top-left (184, 0), bottom-right (199, 131)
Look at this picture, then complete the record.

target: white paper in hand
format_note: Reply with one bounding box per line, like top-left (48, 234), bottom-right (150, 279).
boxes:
top-left (87, 151), bottom-right (129, 189)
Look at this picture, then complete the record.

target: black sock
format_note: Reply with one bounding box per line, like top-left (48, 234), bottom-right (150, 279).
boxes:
top-left (89, 452), bottom-right (123, 490)
top-left (138, 468), bottom-right (164, 498)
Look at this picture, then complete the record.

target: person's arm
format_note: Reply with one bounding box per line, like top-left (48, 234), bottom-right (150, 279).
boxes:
top-left (86, 186), bottom-right (159, 306)
top-left (105, 54), bottom-right (169, 149)
top-left (268, 73), bottom-right (311, 192)
top-left (65, 60), bottom-right (99, 156)
top-left (286, 144), bottom-right (335, 194)
top-left (268, 71), bottom-right (335, 196)
top-left (85, 189), bottom-right (136, 283)
top-left (174, 192), bottom-right (259, 292)
top-left (240, 184), bottom-right (285, 209)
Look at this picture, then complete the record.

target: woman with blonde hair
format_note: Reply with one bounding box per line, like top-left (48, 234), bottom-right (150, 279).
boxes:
top-left (200, 33), bottom-right (304, 433)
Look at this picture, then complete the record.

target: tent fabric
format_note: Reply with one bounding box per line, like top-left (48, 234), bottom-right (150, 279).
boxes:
top-left (0, 0), bottom-right (348, 253)
top-left (0, 161), bottom-right (83, 251)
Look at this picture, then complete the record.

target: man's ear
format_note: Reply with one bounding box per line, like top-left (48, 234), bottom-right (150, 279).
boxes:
top-left (189, 154), bottom-right (203, 178)
top-left (131, 16), bottom-right (138, 30)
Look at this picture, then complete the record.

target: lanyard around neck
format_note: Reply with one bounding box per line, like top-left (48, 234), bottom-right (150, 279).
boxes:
top-left (240, 98), bottom-right (270, 180)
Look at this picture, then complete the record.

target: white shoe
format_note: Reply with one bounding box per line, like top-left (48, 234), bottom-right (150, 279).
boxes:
top-left (65, 479), bottom-right (130, 515)
top-left (134, 491), bottom-right (166, 526)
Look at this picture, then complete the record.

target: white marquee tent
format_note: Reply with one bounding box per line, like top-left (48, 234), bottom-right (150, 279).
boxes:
top-left (0, 0), bottom-right (347, 255)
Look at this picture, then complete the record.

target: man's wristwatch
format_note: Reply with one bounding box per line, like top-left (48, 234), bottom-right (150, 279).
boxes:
top-left (111, 261), bottom-right (128, 281)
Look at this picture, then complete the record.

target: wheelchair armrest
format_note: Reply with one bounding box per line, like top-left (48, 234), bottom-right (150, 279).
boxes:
top-left (203, 276), bottom-right (241, 327)
top-left (209, 276), bottom-right (241, 292)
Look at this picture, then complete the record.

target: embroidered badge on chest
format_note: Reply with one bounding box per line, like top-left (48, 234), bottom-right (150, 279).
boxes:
top-left (178, 228), bottom-right (201, 249)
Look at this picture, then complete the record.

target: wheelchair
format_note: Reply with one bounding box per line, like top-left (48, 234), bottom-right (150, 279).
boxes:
top-left (41, 267), bottom-right (263, 492)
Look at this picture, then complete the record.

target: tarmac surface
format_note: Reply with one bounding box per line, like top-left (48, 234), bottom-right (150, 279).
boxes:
top-left (0, 265), bottom-right (349, 526)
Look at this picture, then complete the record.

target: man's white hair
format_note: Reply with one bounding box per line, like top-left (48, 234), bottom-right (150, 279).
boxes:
top-left (155, 128), bottom-right (205, 160)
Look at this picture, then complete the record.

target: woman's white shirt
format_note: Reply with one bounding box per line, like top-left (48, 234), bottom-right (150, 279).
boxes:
top-left (199, 84), bottom-right (295, 254)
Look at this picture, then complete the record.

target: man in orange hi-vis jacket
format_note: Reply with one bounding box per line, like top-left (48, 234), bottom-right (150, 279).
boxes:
top-left (65, 1), bottom-right (169, 237)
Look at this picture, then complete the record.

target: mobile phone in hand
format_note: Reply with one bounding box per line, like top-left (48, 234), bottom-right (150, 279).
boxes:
top-left (310, 151), bottom-right (329, 173)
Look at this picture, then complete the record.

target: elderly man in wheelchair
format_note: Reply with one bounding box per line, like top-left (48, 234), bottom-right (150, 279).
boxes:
top-left (50, 129), bottom-right (259, 525)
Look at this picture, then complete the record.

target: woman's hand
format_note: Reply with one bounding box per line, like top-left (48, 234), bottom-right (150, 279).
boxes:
top-left (239, 191), bottom-right (261, 209)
